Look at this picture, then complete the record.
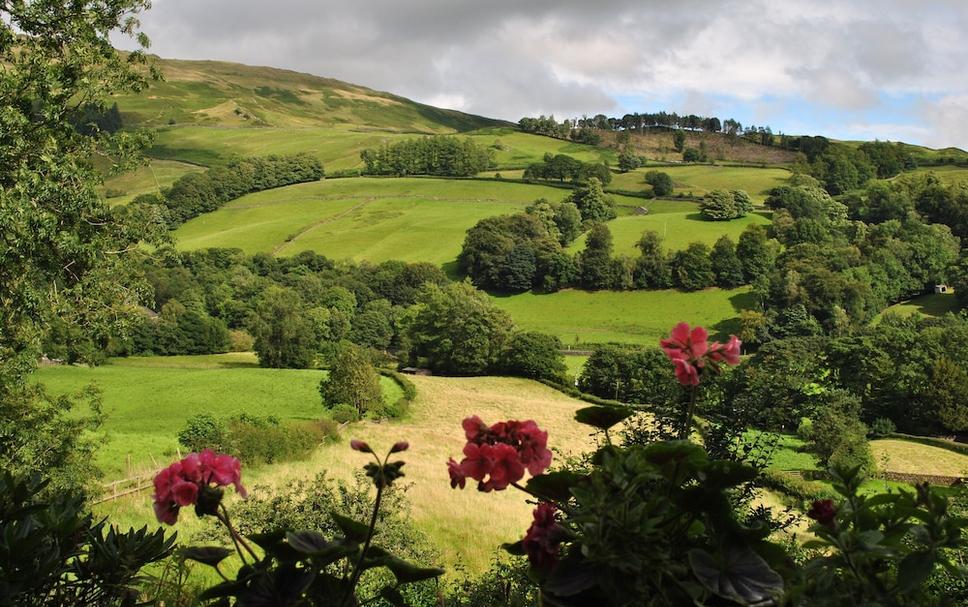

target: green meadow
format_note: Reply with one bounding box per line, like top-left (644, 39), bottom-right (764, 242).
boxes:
top-left (568, 210), bottom-right (772, 256)
top-left (900, 165), bottom-right (968, 185)
top-left (609, 165), bottom-right (790, 202)
top-left (174, 177), bottom-right (649, 264)
top-left (34, 353), bottom-right (401, 479)
top-left (875, 291), bottom-right (959, 322)
top-left (100, 159), bottom-right (203, 205)
top-left (491, 287), bottom-right (754, 345)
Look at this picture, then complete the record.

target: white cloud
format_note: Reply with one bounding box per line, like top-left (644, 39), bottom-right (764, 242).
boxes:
top-left (118, 0), bottom-right (968, 147)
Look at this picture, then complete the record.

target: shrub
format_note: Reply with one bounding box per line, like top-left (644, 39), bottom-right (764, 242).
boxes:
top-left (503, 332), bottom-right (567, 383)
top-left (332, 403), bottom-right (361, 424)
top-left (228, 329), bottom-right (254, 352)
top-left (796, 417), bottom-right (814, 441)
top-left (644, 170), bottom-right (673, 196)
top-left (320, 343), bottom-right (385, 417)
top-left (870, 417), bottom-right (896, 437)
top-left (177, 413), bottom-right (225, 452)
top-left (222, 414), bottom-right (330, 465)
top-left (103, 187), bottom-right (126, 198)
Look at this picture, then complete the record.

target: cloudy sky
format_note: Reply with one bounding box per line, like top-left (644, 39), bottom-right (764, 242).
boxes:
top-left (122, 0), bottom-right (968, 148)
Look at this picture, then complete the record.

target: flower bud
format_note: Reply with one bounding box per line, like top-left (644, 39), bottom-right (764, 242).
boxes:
top-left (390, 440), bottom-right (409, 453)
top-left (350, 439), bottom-right (373, 453)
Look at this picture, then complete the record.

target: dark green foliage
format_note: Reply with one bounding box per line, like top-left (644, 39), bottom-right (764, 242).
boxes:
top-left (566, 177), bottom-right (616, 222)
top-left (178, 413), bottom-right (336, 465)
top-left (617, 148), bottom-right (641, 172)
top-left (459, 212), bottom-right (564, 292)
top-left (578, 345), bottom-right (680, 405)
top-left (178, 413), bottom-right (225, 451)
top-left (810, 147), bottom-right (875, 195)
top-left (857, 140), bottom-right (914, 178)
top-left (444, 558), bottom-right (538, 607)
top-left (869, 417), bottom-right (896, 437)
top-left (251, 286), bottom-right (320, 368)
top-left (673, 130), bottom-right (686, 152)
top-left (927, 357), bottom-right (968, 433)
top-left (406, 282), bottom-right (513, 375)
top-left (633, 230), bottom-right (673, 289)
top-left (670, 242), bottom-right (715, 291)
top-left (502, 332), bottom-right (567, 383)
top-left (700, 190), bottom-right (751, 221)
top-left (577, 223), bottom-right (615, 290)
top-left (709, 236), bottom-right (745, 288)
top-left (682, 147), bottom-right (705, 162)
top-left (736, 224), bottom-right (773, 283)
top-left (0, 473), bottom-right (175, 606)
top-left (523, 154), bottom-right (612, 186)
top-left (902, 172), bottom-right (968, 240)
top-left (320, 343), bottom-right (385, 418)
top-left (69, 102), bottom-right (123, 136)
top-left (351, 300), bottom-right (395, 351)
top-left (644, 170), bottom-right (673, 197)
top-left (805, 391), bottom-right (873, 475)
top-left (147, 154), bottom-right (324, 226)
top-left (360, 135), bottom-right (492, 177)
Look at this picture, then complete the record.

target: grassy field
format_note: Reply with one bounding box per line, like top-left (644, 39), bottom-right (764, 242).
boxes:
top-left (875, 292), bottom-right (959, 321)
top-left (609, 165), bottom-right (790, 203)
top-left (564, 355), bottom-right (589, 379)
top-left (34, 353), bottom-right (401, 479)
top-left (871, 439), bottom-right (968, 476)
top-left (899, 165), bottom-right (968, 185)
top-left (492, 287), bottom-right (754, 345)
top-left (568, 210), bottom-right (772, 256)
top-left (465, 128), bottom-right (616, 168)
top-left (100, 159), bottom-right (204, 205)
top-left (93, 370), bottom-right (597, 573)
top-left (174, 177), bottom-right (648, 264)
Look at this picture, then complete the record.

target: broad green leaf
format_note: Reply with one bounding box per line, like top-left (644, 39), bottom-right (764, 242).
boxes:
top-left (526, 471), bottom-right (582, 502)
top-left (180, 546), bottom-right (233, 567)
top-left (574, 405), bottom-right (634, 431)
top-left (331, 511), bottom-right (370, 542)
top-left (688, 545), bottom-right (784, 604)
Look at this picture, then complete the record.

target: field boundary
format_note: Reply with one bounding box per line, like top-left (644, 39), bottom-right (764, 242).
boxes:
top-left (883, 433), bottom-right (968, 456)
top-left (94, 474), bottom-right (154, 504)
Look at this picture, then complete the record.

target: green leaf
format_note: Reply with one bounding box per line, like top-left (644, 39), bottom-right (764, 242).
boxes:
top-left (501, 540), bottom-right (526, 556)
top-left (525, 471), bottom-right (582, 503)
top-left (543, 553), bottom-right (597, 598)
top-left (198, 580), bottom-right (244, 600)
top-left (364, 546), bottom-right (444, 584)
top-left (286, 531), bottom-right (357, 564)
top-left (331, 512), bottom-right (370, 542)
top-left (898, 551), bottom-right (936, 592)
top-left (179, 546), bottom-right (233, 567)
top-left (381, 586), bottom-right (407, 607)
top-left (688, 545), bottom-right (784, 604)
top-left (574, 405), bottom-right (634, 431)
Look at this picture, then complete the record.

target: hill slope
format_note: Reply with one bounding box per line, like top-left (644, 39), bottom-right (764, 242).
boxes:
top-left (114, 56), bottom-right (507, 132)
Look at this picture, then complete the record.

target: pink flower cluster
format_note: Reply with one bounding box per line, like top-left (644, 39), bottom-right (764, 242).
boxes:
top-left (153, 449), bottom-right (247, 525)
top-left (447, 416), bottom-right (552, 492)
top-left (660, 322), bottom-right (742, 386)
top-left (522, 502), bottom-right (563, 569)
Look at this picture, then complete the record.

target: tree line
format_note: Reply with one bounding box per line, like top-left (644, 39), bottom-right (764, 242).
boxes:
top-left (131, 154), bottom-right (324, 227)
top-left (522, 152), bottom-right (612, 185)
top-left (360, 135), bottom-right (493, 176)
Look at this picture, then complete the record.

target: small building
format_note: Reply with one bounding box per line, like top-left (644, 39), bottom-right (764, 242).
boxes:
top-left (935, 284), bottom-right (950, 294)
top-left (401, 367), bottom-right (432, 376)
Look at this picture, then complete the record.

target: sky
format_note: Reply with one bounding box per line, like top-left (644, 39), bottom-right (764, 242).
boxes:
top-left (118, 0), bottom-right (968, 149)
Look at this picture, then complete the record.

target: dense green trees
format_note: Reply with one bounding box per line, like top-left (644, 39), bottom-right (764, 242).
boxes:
top-left (578, 224), bottom-right (616, 290)
top-left (524, 153), bottom-right (612, 185)
top-left (251, 286), bottom-right (321, 368)
top-left (319, 343), bottom-right (384, 418)
top-left (578, 345), bottom-right (680, 405)
top-left (633, 231), bottom-right (673, 289)
top-left (501, 332), bottom-right (567, 383)
top-left (670, 242), bottom-right (715, 291)
top-left (709, 236), bottom-right (745, 288)
top-left (360, 135), bottom-right (492, 176)
top-left (699, 189), bottom-right (753, 220)
top-left (644, 170), bottom-right (673, 196)
top-left (567, 177), bottom-right (616, 222)
top-left (405, 282), bottom-right (513, 375)
top-left (137, 154), bottom-right (324, 226)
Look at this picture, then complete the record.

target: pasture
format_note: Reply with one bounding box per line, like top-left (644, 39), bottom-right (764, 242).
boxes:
top-left (568, 210), bottom-right (772, 256)
top-left (899, 165), bottom-right (968, 186)
top-left (90, 368), bottom-right (597, 573)
top-left (174, 177), bottom-right (649, 264)
top-left (491, 287), bottom-right (754, 345)
top-left (34, 353), bottom-right (401, 479)
top-left (609, 165), bottom-right (790, 203)
top-left (100, 159), bottom-right (203, 205)
top-left (871, 439), bottom-right (968, 477)
top-left (875, 291), bottom-right (959, 321)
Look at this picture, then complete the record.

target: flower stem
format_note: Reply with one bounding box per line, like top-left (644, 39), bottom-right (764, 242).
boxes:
top-left (678, 384), bottom-right (699, 440)
top-left (219, 504), bottom-right (259, 563)
top-left (342, 464), bottom-right (386, 607)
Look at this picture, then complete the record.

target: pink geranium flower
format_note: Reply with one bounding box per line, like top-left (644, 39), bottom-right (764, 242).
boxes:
top-left (660, 322), bottom-right (742, 386)
top-left (446, 416), bottom-right (552, 492)
top-left (522, 502), bottom-right (563, 569)
top-left (152, 449), bottom-right (247, 525)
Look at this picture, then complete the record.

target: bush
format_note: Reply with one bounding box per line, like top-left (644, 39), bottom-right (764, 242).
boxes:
top-left (503, 332), bottom-right (567, 383)
top-left (807, 392), bottom-right (874, 475)
top-left (796, 417), bottom-right (814, 441)
top-left (178, 413), bottom-right (225, 452)
top-left (103, 187), bottom-right (126, 198)
top-left (870, 417), bottom-right (896, 437)
top-left (331, 403), bottom-right (360, 424)
top-left (228, 329), bottom-right (254, 352)
top-left (320, 343), bottom-right (385, 418)
top-left (644, 170), bottom-right (673, 196)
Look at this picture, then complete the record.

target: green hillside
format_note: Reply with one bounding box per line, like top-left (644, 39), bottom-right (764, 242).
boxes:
top-left (173, 177), bottom-right (649, 264)
top-left (117, 57), bottom-right (505, 132)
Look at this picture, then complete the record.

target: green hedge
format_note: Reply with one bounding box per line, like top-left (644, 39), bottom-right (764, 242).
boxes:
top-left (760, 469), bottom-right (838, 507)
top-left (379, 368), bottom-right (417, 418)
top-left (535, 377), bottom-right (637, 409)
top-left (883, 433), bottom-right (968, 456)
